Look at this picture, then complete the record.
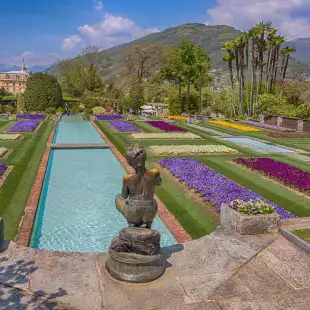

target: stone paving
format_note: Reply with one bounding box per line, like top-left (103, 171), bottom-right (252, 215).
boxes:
top-left (2, 227), bottom-right (310, 310)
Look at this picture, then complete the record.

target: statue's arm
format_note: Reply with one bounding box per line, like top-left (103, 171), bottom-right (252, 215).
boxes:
top-left (122, 182), bottom-right (130, 199)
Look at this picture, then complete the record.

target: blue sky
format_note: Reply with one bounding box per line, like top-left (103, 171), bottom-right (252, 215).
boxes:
top-left (1, 0), bottom-right (310, 68)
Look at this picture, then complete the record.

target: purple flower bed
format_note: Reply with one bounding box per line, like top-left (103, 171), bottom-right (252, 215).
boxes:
top-left (16, 114), bottom-right (46, 120)
top-left (8, 120), bottom-right (40, 132)
top-left (158, 158), bottom-right (295, 219)
top-left (108, 120), bottom-right (140, 132)
top-left (96, 115), bottom-right (123, 120)
top-left (147, 121), bottom-right (186, 132)
top-left (0, 163), bottom-right (6, 176)
top-left (233, 157), bottom-right (310, 192)
top-left (241, 120), bottom-right (295, 132)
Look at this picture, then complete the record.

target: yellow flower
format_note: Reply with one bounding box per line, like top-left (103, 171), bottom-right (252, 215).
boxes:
top-left (167, 116), bottom-right (188, 121)
top-left (209, 120), bottom-right (261, 132)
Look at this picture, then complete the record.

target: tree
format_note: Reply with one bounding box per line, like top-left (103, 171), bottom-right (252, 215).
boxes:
top-left (82, 96), bottom-right (99, 109)
top-left (280, 46), bottom-right (296, 92)
top-left (24, 73), bottom-right (63, 111)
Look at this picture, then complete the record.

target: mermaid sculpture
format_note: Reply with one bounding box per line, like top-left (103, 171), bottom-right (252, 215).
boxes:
top-left (115, 144), bottom-right (162, 229)
top-left (105, 145), bottom-right (166, 283)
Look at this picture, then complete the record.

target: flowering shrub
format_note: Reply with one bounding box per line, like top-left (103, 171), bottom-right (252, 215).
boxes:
top-left (150, 145), bottom-right (238, 155)
top-left (8, 120), bottom-right (40, 132)
top-left (96, 115), bottom-right (123, 120)
top-left (241, 120), bottom-right (294, 132)
top-left (16, 114), bottom-right (46, 120)
top-left (229, 199), bottom-right (275, 215)
top-left (233, 157), bottom-right (310, 192)
top-left (131, 133), bottom-right (201, 140)
top-left (108, 120), bottom-right (140, 132)
top-left (209, 120), bottom-right (261, 132)
top-left (158, 158), bottom-right (295, 219)
top-left (0, 147), bottom-right (8, 157)
top-left (147, 121), bottom-right (186, 132)
top-left (0, 134), bottom-right (21, 140)
top-left (0, 163), bottom-right (6, 176)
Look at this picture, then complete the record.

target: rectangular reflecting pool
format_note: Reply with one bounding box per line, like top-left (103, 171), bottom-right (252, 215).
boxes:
top-left (54, 121), bottom-right (104, 144)
top-left (221, 137), bottom-right (295, 153)
top-left (61, 115), bottom-right (83, 121)
top-left (30, 148), bottom-right (176, 252)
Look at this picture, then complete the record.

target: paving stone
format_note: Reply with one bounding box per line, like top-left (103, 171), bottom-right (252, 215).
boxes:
top-left (154, 300), bottom-right (221, 310)
top-left (30, 251), bottom-right (102, 310)
top-left (166, 236), bottom-right (239, 277)
top-left (97, 254), bottom-right (186, 310)
top-left (258, 237), bottom-right (310, 289)
top-left (0, 242), bottom-right (35, 290)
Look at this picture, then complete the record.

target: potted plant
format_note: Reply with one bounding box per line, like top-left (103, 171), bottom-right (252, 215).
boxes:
top-left (220, 199), bottom-right (279, 235)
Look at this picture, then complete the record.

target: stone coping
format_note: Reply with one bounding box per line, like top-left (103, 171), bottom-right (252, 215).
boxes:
top-left (279, 228), bottom-right (310, 255)
top-left (0, 165), bottom-right (14, 189)
top-left (15, 126), bottom-right (56, 246)
top-left (91, 120), bottom-right (191, 243)
top-left (50, 143), bottom-right (110, 149)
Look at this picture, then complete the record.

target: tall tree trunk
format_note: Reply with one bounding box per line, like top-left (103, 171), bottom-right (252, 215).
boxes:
top-left (265, 48), bottom-right (272, 93)
top-left (240, 48), bottom-right (245, 116)
top-left (280, 56), bottom-right (289, 93)
top-left (229, 60), bottom-right (236, 117)
top-left (273, 47), bottom-right (280, 94)
top-left (270, 49), bottom-right (277, 93)
top-left (178, 80), bottom-right (182, 114)
top-left (250, 40), bottom-right (256, 116)
top-left (186, 75), bottom-right (191, 115)
top-left (235, 50), bottom-right (242, 115)
top-left (199, 74), bottom-right (203, 115)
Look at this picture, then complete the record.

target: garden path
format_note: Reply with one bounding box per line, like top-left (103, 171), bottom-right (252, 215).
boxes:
top-left (1, 228), bottom-right (309, 310)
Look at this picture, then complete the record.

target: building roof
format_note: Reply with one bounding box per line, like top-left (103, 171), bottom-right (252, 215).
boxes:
top-left (3, 71), bottom-right (28, 74)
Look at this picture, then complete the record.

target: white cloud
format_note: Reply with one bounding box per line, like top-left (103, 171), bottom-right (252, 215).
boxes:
top-left (94, 1), bottom-right (103, 11)
top-left (62, 13), bottom-right (159, 52)
top-left (62, 35), bottom-right (82, 51)
top-left (0, 51), bottom-right (61, 68)
top-left (206, 0), bottom-right (310, 39)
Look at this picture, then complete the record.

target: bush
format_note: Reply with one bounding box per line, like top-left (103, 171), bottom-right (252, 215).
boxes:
top-left (46, 107), bottom-right (56, 114)
top-left (24, 73), bottom-right (63, 111)
top-left (71, 103), bottom-right (80, 114)
top-left (17, 95), bottom-right (25, 112)
top-left (257, 93), bottom-right (289, 115)
top-left (295, 103), bottom-right (310, 119)
top-left (82, 96), bottom-right (99, 109)
top-left (56, 107), bottom-right (64, 113)
top-left (3, 105), bottom-right (15, 113)
top-left (85, 108), bottom-right (93, 115)
top-left (92, 106), bottom-right (105, 115)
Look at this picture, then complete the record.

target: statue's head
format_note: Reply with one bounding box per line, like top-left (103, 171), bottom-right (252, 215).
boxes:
top-left (126, 145), bottom-right (146, 170)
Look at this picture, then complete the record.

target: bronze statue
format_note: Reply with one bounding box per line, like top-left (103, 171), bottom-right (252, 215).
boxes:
top-left (115, 145), bottom-right (162, 229)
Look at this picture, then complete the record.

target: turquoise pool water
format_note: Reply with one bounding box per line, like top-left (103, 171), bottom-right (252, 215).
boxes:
top-left (30, 148), bottom-right (176, 252)
top-left (61, 115), bottom-right (83, 121)
top-left (221, 137), bottom-right (295, 153)
top-left (54, 122), bottom-right (104, 144)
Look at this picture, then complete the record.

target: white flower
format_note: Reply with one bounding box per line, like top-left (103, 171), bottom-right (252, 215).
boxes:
top-left (149, 145), bottom-right (238, 155)
top-left (0, 134), bottom-right (21, 141)
top-left (0, 147), bottom-right (8, 157)
top-left (131, 133), bottom-right (201, 140)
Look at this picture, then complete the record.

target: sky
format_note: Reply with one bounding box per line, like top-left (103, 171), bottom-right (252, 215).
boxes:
top-left (1, 0), bottom-right (310, 68)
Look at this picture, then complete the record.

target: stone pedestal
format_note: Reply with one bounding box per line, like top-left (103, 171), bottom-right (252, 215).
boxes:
top-left (259, 114), bottom-right (265, 123)
top-left (297, 120), bottom-right (304, 132)
top-left (277, 116), bottom-right (283, 127)
top-left (105, 228), bottom-right (166, 283)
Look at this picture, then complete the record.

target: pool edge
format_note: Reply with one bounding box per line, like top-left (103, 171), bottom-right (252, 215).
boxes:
top-left (91, 120), bottom-right (192, 243)
top-left (15, 124), bottom-right (56, 246)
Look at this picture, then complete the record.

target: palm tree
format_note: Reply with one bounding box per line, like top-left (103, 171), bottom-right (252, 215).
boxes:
top-left (280, 46), bottom-right (296, 92)
top-left (222, 41), bottom-right (236, 116)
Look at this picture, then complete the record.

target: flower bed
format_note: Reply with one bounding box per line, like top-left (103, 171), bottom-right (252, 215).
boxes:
top-left (8, 120), bottom-right (40, 132)
top-left (16, 114), bottom-right (46, 120)
top-left (267, 131), bottom-right (310, 138)
top-left (167, 116), bottom-right (188, 121)
top-left (131, 133), bottom-right (201, 140)
top-left (158, 158), bottom-right (295, 219)
top-left (149, 145), bottom-right (238, 156)
top-left (241, 120), bottom-right (294, 132)
top-left (0, 134), bottom-right (21, 141)
top-left (108, 120), bottom-right (140, 132)
top-left (233, 157), bottom-right (310, 192)
top-left (0, 163), bottom-right (6, 176)
top-left (147, 121), bottom-right (186, 132)
top-left (0, 147), bottom-right (8, 157)
top-left (96, 115), bottom-right (123, 120)
top-left (229, 199), bottom-right (275, 215)
top-left (209, 120), bottom-right (261, 132)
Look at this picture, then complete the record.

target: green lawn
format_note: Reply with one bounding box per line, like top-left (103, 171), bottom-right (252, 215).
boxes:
top-left (96, 119), bottom-right (310, 239)
top-left (0, 120), bottom-right (52, 239)
top-left (291, 228), bottom-right (310, 243)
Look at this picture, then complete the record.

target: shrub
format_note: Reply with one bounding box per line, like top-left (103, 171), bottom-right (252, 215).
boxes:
top-left (56, 107), bottom-right (64, 113)
top-left (70, 103), bottom-right (80, 114)
top-left (24, 73), bottom-right (63, 111)
top-left (3, 105), bottom-right (15, 113)
top-left (17, 95), bottom-right (26, 112)
top-left (46, 107), bottom-right (56, 114)
top-left (295, 103), bottom-right (310, 119)
top-left (82, 96), bottom-right (99, 109)
top-left (92, 106), bottom-right (105, 115)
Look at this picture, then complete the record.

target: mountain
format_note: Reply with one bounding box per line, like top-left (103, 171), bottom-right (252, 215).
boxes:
top-left (47, 23), bottom-right (310, 80)
top-left (0, 64), bottom-right (48, 73)
top-left (286, 38), bottom-right (310, 65)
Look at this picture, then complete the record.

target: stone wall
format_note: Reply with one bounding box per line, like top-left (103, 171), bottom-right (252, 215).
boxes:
top-left (264, 115), bottom-right (310, 132)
